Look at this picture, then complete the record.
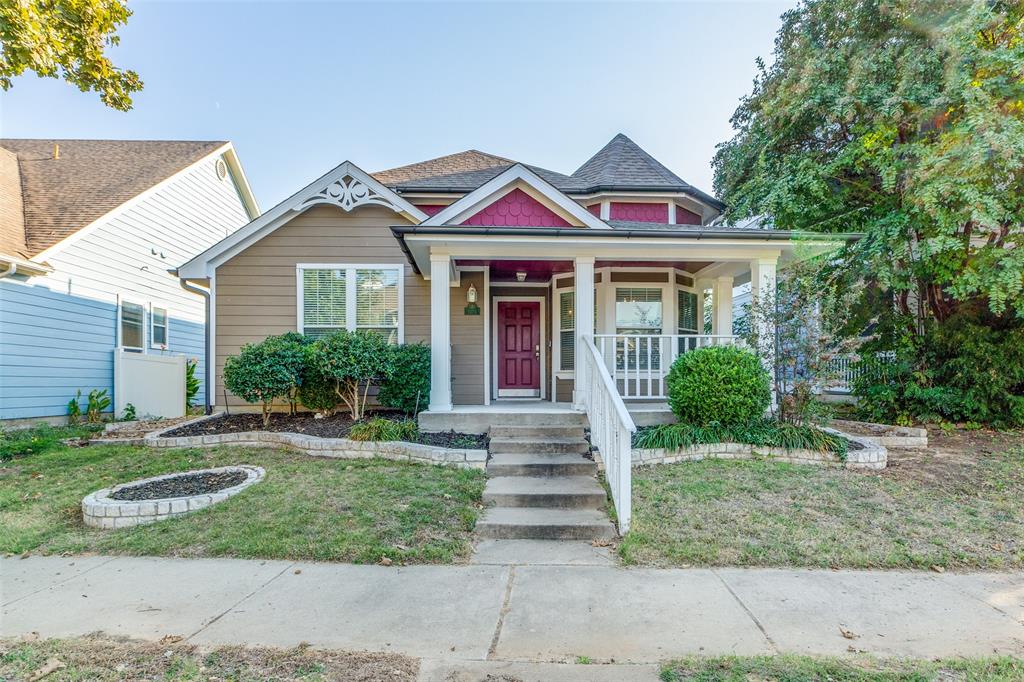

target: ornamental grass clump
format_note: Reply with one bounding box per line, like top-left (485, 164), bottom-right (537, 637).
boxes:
top-left (348, 417), bottom-right (419, 442)
top-left (666, 345), bottom-right (771, 426)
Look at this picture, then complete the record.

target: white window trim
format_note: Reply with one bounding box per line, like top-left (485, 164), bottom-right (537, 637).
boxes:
top-left (553, 280), bottom-right (576, 378)
top-left (150, 303), bottom-right (170, 350)
top-left (295, 263), bottom-right (405, 343)
top-left (118, 297), bottom-right (147, 352)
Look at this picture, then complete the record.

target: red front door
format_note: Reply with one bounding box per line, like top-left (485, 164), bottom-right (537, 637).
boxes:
top-left (498, 301), bottom-right (541, 395)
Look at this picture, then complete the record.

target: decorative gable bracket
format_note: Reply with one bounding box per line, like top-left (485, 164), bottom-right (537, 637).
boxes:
top-left (297, 174), bottom-right (407, 214)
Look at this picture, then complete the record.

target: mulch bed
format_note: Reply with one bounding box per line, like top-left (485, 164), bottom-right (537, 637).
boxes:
top-left (110, 470), bottom-right (247, 501)
top-left (163, 412), bottom-right (488, 450)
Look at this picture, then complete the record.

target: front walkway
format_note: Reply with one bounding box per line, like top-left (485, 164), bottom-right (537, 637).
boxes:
top-left (3, 553), bottom-right (1023, 668)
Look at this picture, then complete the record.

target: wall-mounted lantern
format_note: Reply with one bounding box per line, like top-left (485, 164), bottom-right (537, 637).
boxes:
top-left (464, 284), bottom-right (480, 315)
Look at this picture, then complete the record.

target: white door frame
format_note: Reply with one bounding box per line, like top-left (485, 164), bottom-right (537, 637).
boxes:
top-left (491, 295), bottom-right (547, 401)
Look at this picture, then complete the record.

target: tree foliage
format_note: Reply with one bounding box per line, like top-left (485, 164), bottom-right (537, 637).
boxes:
top-left (714, 0), bottom-right (1024, 322)
top-left (310, 330), bottom-right (394, 421)
top-left (223, 335), bottom-right (305, 426)
top-left (0, 0), bottom-right (142, 110)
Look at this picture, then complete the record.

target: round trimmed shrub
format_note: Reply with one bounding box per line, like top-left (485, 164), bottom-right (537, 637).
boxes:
top-left (666, 345), bottom-right (771, 425)
top-left (376, 343), bottom-right (430, 414)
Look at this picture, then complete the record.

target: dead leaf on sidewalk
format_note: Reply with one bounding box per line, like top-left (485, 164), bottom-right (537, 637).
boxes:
top-left (379, 556), bottom-right (393, 566)
top-left (839, 626), bottom-right (859, 640)
top-left (159, 634), bottom-right (183, 645)
top-left (847, 645), bottom-right (866, 653)
top-left (930, 565), bottom-right (946, 573)
top-left (591, 539), bottom-right (613, 547)
top-left (293, 569), bottom-right (302, 575)
top-left (28, 657), bottom-right (65, 681)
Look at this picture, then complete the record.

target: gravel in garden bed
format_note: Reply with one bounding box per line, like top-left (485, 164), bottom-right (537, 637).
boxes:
top-left (110, 470), bottom-right (248, 501)
top-left (163, 412), bottom-right (488, 449)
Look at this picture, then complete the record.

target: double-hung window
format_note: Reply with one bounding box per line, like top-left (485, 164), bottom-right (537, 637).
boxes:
top-left (558, 291), bottom-right (575, 371)
top-left (151, 306), bottom-right (169, 348)
top-left (677, 289), bottom-right (699, 353)
top-left (615, 288), bottom-right (663, 371)
top-left (298, 264), bottom-right (402, 343)
top-left (120, 301), bottom-right (145, 351)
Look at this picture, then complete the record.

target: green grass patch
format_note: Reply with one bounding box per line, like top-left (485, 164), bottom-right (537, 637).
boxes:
top-left (0, 427), bottom-right (485, 564)
top-left (620, 447), bottom-right (1024, 570)
top-left (0, 423), bottom-right (103, 461)
top-left (634, 419), bottom-right (847, 456)
top-left (660, 654), bottom-right (1024, 681)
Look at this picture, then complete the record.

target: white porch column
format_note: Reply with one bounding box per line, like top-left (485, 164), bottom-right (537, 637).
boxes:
top-left (573, 256), bottom-right (595, 407)
top-left (696, 279), bottom-right (710, 335)
top-left (429, 253), bottom-right (452, 412)
top-left (749, 256), bottom-right (778, 364)
top-left (714, 276), bottom-right (734, 337)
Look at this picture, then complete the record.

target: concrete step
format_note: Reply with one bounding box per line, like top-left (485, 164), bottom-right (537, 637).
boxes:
top-left (489, 424), bottom-right (586, 439)
top-left (483, 476), bottom-right (607, 509)
top-left (487, 453), bottom-right (598, 477)
top-left (489, 437), bottom-right (590, 455)
top-left (476, 507), bottom-right (617, 540)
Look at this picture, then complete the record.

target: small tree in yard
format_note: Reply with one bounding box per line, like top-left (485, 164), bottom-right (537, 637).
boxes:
top-left (223, 335), bottom-right (306, 426)
top-left (743, 259), bottom-right (859, 426)
top-left (310, 330), bottom-right (393, 421)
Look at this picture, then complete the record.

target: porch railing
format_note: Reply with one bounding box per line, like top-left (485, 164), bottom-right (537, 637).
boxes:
top-left (579, 335), bottom-right (636, 533)
top-left (593, 334), bottom-right (742, 400)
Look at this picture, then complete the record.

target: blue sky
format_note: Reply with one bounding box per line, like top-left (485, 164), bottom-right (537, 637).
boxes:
top-left (0, 1), bottom-right (795, 208)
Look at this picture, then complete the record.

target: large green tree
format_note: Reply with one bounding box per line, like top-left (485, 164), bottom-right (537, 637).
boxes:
top-left (714, 0), bottom-right (1024, 323)
top-left (0, 0), bottom-right (142, 110)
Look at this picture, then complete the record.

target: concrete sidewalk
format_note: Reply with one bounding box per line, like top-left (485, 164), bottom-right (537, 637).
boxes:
top-left (3, 551), bottom-right (1023, 674)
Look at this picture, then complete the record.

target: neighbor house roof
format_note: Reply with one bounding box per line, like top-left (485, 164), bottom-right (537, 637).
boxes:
top-left (0, 139), bottom-right (232, 258)
top-left (373, 134), bottom-right (723, 208)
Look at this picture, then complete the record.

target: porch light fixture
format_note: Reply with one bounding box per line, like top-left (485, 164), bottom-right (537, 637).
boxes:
top-left (516, 271), bottom-right (527, 282)
top-left (464, 284), bottom-right (480, 315)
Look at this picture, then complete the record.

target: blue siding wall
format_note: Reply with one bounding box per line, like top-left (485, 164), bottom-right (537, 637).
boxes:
top-left (0, 278), bottom-right (207, 420)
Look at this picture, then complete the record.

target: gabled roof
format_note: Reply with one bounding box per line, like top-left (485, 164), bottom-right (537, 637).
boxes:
top-left (373, 150), bottom-right (513, 186)
top-left (0, 146), bottom-right (26, 259)
top-left (571, 133), bottom-right (725, 209)
top-left (178, 160), bottom-right (427, 279)
top-left (0, 139), bottom-right (259, 258)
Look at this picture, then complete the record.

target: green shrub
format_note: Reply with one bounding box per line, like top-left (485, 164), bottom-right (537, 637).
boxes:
top-left (633, 419), bottom-right (847, 456)
top-left (224, 335), bottom-right (306, 426)
top-left (377, 343), bottom-right (430, 414)
top-left (85, 389), bottom-right (110, 423)
top-left (310, 330), bottom-right (394, 420)
top-left (348, 417), bottom-right (419, 442)
top-left (296, 361), bottom-right (339, 416)
top-left (666, 346), bottom-right (771, 425)
top-left (853, 310), bottom-right (1024, 427)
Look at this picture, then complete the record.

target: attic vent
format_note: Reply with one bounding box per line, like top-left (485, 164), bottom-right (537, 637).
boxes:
top-left (215, 158), bottom-right (228, 181)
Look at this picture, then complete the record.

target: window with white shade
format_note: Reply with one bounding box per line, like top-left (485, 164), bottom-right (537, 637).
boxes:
top-left (120, 301), bottom-right (145, 351)
top-left (298, 264), bottom-right (403, 343)
top-left (558, 291), bottom-right (574, 371)
top-left (151, 306), bottom-right (169, 348)
top-left (615, 288), bottom-right (662, 370)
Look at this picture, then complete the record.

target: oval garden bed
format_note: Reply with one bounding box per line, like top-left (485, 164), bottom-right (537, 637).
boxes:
top-left (82, 465), bottom-right (265, 529)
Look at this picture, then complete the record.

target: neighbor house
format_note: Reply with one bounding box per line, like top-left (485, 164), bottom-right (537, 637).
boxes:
top-left (0, 139), bottom-right (259, 424)
top-left (178, 134), bottom-right (843, 426)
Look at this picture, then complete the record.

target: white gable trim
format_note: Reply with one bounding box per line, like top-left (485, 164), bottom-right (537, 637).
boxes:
top-left (422, 164), bottom-right (610, 230)
top-left (32, 144), bottom-right (260, 263)
top-left (178, 161), bottom-right (428, 279)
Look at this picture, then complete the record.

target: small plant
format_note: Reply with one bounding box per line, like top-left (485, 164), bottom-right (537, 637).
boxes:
top-left (121, 403), bottom-right (137, 421)
top-left (67, 390), bottom-right (82, 424)
top-left (185, 358), bottom-right (200, 410)
top-left (575, 656), bottom-right (593, 665)
top-left (666, 346), bottom-right (771, 426)
top-left (310, 330), bottom-right (394, 421)
top-left (348, 417), bottom-right (418, 442)
top-left (633, 419), bottom-right (847, 457)
top-left (85, 389), bottom-right (110, 423)
top-left (377, 343), bottom-right (430, 415)
top-left (223, 335), bottom-right (306, 426)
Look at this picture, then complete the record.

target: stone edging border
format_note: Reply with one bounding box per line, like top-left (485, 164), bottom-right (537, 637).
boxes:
top-left (596, 426), bottom-right (886, 471)
top-left (82, 465), bottom-right (265, 529)
top-left (831, 419), bottom-right (928, 448)
top-left (92, 412), bottom-right (488, 470)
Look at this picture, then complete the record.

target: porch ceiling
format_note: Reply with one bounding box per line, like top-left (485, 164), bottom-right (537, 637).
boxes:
top-left (457, 258), bottom-right (715, 282)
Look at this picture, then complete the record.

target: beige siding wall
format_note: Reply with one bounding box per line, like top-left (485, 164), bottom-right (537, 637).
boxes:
top-left (451, 271), bottom-right (485, 405)
top-left (214, 204), bottom-right (427, 410)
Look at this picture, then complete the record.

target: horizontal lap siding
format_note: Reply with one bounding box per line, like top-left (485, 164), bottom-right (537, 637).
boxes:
top-left (214, 205), bottom-right (428, 410)
top-left (451, 272), bottom-right (484, 405)
top-left (0, 154), bottom-right (250, 420)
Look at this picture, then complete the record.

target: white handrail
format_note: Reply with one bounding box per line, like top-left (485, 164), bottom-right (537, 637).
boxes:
top-left (594, 334), bottom-right (742, 400)
top-left (580, 335), bottom-right (636, 534)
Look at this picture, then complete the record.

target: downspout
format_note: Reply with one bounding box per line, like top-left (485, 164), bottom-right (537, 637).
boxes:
top-left (179, 277), bottom-right (213, 415)
top-left (0, 263), bottom-right (16, 278)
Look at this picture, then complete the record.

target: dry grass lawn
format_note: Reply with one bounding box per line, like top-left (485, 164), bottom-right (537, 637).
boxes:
top-left (621, 427), bottom-right (1024, 570)
top-left (0, 636), bottom-right (417, 681)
